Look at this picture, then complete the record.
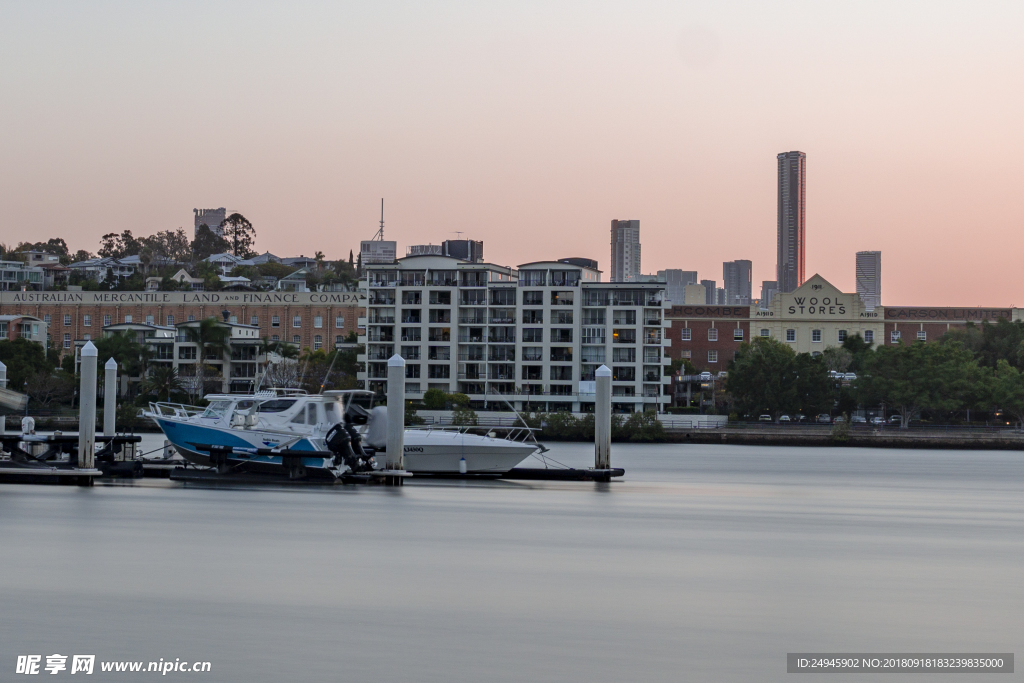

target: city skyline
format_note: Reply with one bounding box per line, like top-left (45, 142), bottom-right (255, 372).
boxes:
top-left (2, 2), bottom-right (1023, 306)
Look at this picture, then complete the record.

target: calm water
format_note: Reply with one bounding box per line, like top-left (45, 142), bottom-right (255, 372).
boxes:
top-left (1, 442), bottom-right (1021, 682)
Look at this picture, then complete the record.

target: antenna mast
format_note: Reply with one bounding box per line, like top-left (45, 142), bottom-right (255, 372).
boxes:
top-left (372, 198), bottom-right (385, 241)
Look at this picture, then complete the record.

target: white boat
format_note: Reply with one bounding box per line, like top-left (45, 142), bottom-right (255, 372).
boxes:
top-left (144, 389), bottom-right (541, 476)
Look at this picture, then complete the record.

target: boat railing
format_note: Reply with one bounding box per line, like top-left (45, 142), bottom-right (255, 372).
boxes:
top-left (148, 401), bottom-right (207, 419)
top-left (406, 423), bottom-right (541, 443)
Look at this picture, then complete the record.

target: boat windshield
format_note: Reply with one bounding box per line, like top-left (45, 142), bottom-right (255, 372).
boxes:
top-left (323, 400), bottom-right (342, 425)
top-left (201, 400), bottom-right (233, 419)
top-left (257, 399), bottom-right (297, 413)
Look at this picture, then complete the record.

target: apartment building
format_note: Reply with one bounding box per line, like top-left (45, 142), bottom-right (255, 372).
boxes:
top-left (358, 255), bottom-right (672, 413)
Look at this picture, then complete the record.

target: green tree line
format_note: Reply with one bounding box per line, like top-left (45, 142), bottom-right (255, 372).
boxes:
top-left (725, 319), bottom-right (1024, 427)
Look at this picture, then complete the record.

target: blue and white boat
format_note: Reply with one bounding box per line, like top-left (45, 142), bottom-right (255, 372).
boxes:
top-left (145, 389), bottom-right (541, 476)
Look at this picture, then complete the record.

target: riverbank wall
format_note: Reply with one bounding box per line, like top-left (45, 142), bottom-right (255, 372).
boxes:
top-left (665, 426), bottom-right (1024, 450)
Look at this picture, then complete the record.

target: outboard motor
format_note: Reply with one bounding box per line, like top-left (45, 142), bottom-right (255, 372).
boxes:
top-left (324, 409), bottom-right (375, 473)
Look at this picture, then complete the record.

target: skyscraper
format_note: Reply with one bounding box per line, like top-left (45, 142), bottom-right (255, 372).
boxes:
top-left (657, 269), bottom-right (698, 304)
top-left (855, 251), bottom-right (882, 310)
top-left (722, 260), bottom-right (752, 305)
top-left (760, 280), bottom-right (778, 309)
top-left (194, 207), bottom-right (227, 237)
top-left (777, 151), bottom-right (806, 293)
top-left (610, 220), bottom-right (641, 283)
top-left (700, 279), bottom-right (716, 305)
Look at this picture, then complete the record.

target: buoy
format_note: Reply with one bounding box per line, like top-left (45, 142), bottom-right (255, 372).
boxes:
top-left (459, 456), bottom-right (467, 474)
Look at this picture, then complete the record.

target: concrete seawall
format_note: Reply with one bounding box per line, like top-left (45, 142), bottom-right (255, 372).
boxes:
top-left (666, 427), bottom-right (1024, 450)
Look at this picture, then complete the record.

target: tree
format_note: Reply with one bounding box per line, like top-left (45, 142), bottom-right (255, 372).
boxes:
top-left (422, 388), bottom-right (447, 410)
top-left (98, 230), bottom-right (142, 259)
top-left (859, 340), bottom-right (979, 428)
top-left (184, 318), bottom-right (231, 366)
top-left (944, 319), bottom-right (1024, 370)
top-left (221, 213), bottom-right (256, 258)
top-left (822, 346), bottom-right (853, 373)
top-left (25, 369), bottom-right (75, 407)
top-left (993, 360), bottom-right (1024, 427)
top-left (142, 365), bottom-right (183, 402)
top-left (191, 224), bottom-right (230, 260)
top-left (726, 336), bottom-right (799, 421)
top-left (141, 229), bottom-right (192, 264)
top-left (0, 338), bottom-right (52, 391)
top-left (792, 353), bottom-right (833, 417)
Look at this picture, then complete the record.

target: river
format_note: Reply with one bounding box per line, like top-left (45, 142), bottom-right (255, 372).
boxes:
top-left (1, 442), bottom-right (1021, 681)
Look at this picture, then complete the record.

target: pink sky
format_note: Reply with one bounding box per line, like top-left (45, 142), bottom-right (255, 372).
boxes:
top-left (2, 1), bottom-right (1022, 306)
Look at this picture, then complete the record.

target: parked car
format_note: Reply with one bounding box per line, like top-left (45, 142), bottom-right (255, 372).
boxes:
top-left (870, 416), bottom-right (885, 425)
top-left (699, 371), bottom-right (712, 381)
top-left (779, 415), bottom-right (792, 422)
top-left (889, 415), bottom-right (902, 424)
top-left (796, 414), bottom-right (807, 422)
top-left (816, 414), bottom-right (832, 423)
top-left (758, 414), bottom-right (772, 422)
top-left (833, 416), bottom-right (845, 424)
top-left (843, 373), bottom-right (857, 381)
top-left (851, 415), bottom-right (867, 424)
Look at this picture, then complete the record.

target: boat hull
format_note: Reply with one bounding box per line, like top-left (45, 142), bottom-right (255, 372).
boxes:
top-left (151, 417), bottom-right (537, 474)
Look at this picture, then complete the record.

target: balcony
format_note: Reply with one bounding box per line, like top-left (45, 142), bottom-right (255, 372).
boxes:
top-left (458, 333), bottom-right (485, 343)
top-left (459, 312), bottom-right (487, 325)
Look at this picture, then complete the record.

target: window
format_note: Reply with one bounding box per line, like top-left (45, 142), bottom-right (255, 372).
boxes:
top-left (335, 316), bottom-right (344, 328)
top-left (401, 346), bottom-right (421, 360)
top-left (83, 334), bottom-right (90, 341)
top-left (251, 316), bottom-right (259, 326)
top-left (429, 291), bottom-right (452, 305)
top-left (864, 330), bottom-right (874, 343)
top-left (522, 310), bottom-right (543, 324)
top-left (917, 330), bottom-right (927, 341)
top-left (681, 350), bottom-right (692, 359)
top-left (760, 329), bottom-right (770, 337)
top-left (551, 329), bottom-right (572, 343)
top-left (428, 365), bottom-right (451, 379)
top-left (406, 364), bottom-right (421, 378)
top-left (124, 315), bottom-right (132, 323)
top-left (612, 366), bottom-right (635, 382)
top-left (522, 366), bottom-right (542, 380)
top-left (43, 314), bottom-right (51, 324)
top-left (314, 316), bottom-right (323, 328)
top-left (838, 329), bottom-right (847, 343)
top-left (582, 327), bottom-right (605, 344)
top-left (612, 347), bottom-right (636, 363)
top-left (103, 315), bottom-right (112, 326)
top-left (272, 315), bottom-right (280, 327)
top-left (83, 315), bottom-right (91, 327)
top-left (552, 311), bottom-right (573, 325)
top-left (402, 291), bottom-right (421, 305)
top-left (63, 314), bottom-right (71, 326)
top-left (708, 350), bottom-right (718, 363)
top-left (178, 346), bottom-right (196, 360)
top-left (146, 315), bottom-right (154, 325)
top-left (428, 327), bottom-right (451, 342)
top-left (812, 329), bottom-right (822, 343)
top-left (522, 291), bottom-right (543, 306)
top-left (522, 347), bottom-right (544, 361)
top-left (314, 335), bottom-right (323, 350)
top-left (63, 333), bottom-right (71, 348)
top-left (335, 335), bottom-right (343, 344)
top-left (707, 328), bottom-right (718, 342)
top-left (293, 335), bottom-right (301, 344)
top-left (733, 328), bottom-right (743, 341)
top-left (229, 316), bottom-right (237, 324)
top-left (891, 330), bottom-right (901, 343)
top-left (188, 315), bottom-right (195, 322)
top-left (786, 329), bottom-right (796, 342)
top-left (550, 366), bottom-right (573, 381)
top-left (407, 383), bottom-right (421, 393)
top-left (522, 328), bottom-right (543, 343)
top-left (428, 346), bottom-right (451, 361)
top-left (272, 334), bottom-right (280, 341)
top-left (402, 327), bottom-right (422, 342)
top-left (612, 310), bottom-right (636, 325)
top-left (680, 328), bottom-right (691, 341)
top-left (167, 315), bottom-right (175, 326)
top-left (293, 316), bottom-right (301, 328)
top-left (581, 346), bottom-right (604, 363)
top-left (582, 309), bottom-right (606, 325)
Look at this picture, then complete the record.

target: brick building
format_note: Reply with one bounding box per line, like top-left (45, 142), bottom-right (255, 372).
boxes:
top-left (0, 291), bottom-right (364, 355)
top-left (882, 307), bottom-right (1021, 345)
top-left (666, 305), bottom-right (749, 371)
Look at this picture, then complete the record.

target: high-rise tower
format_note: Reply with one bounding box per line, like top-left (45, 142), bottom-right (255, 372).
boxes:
top-left (855, 251), bottom-right (882, 310)
top-left (610, 219), bottom-right (641, 283)
top-left (722, 260), bottom-right (752, 305)
top-left (777, 151), bottom-right (806, 293)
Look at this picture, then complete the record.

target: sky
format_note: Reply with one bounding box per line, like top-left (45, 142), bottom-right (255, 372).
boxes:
top-left (1, 0), bottom-right (1022, 306)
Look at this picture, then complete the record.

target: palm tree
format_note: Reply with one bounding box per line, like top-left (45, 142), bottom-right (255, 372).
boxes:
top-left (142, 365), bottom-right (183, 401)
top-left (184, 317), bottom-right (231, 392)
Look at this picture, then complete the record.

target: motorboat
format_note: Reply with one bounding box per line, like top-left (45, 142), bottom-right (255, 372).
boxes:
top-left (145, 389), bottom-right (541, 476)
